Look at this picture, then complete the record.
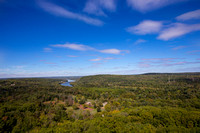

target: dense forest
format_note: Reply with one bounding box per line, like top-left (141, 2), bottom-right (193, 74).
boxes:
top-left (0, 73), bottom-right (200, 132)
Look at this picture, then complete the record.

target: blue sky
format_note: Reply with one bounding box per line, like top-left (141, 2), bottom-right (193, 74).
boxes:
top-left (0, 0), bottom-right (200, 77)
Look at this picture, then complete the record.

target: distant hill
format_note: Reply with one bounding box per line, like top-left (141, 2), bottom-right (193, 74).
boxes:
top-left (142, 72), bottom-right (200, 75)
top-left (75, 73), bottom-right (200, 88)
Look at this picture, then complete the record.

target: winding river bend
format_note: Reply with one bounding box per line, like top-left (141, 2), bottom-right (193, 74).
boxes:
top-left (60, 80), bottom-right (75, 87)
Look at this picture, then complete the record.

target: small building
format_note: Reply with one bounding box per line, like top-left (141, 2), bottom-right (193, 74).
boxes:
top-left (10, 84), bottom-right (15, 86)
top-left (85, 102), bottom-right (92, 106)
top-left (103, 102), bottom-right (108, 107)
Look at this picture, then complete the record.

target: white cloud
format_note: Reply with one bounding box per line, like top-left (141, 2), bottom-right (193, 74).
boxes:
top-left (89, 58), bottom-right (102, 61)
top-left (43, 48), bottom-right (52, 52)
top-left (38, 1), bottom-right (103, 26)
top-left (51, 43), bottom-right (94, 51)
top-left (126, 20), bottom-right (163, 35)
top-left (127, 0), bottom-right (186, 12)
top-left (157, 23), bottom-right (200, 40)
top-left (134, 39), bottom-right (146, 45)
top-left (67, 55), bottom-right (78, 58)
top-left (45, 62), bottom-right (57, 65)
top-left (127, 20), bottom-right (200, 41)
top-left (99, 49), bottom-right (122, 54)
top-left (104, 57), bottom-right (116, 60)
top-left (51, 43), bottom-right (129, 55)
top-left (100, 0), bottom-right (116, 11)
top-left (99, 49), bottom-right (129, 55)
top-left (84, 0), bottom-right (116, 16)
top-left (172, 46), bottom-right (187, 50)
top-left (89, 57), bottom-right (116, 62)
top-left (176, 9), bottom-right (200, 21)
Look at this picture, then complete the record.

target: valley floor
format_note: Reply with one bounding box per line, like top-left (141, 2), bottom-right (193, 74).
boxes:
top-left (0, 73), bottom-right (200, 132)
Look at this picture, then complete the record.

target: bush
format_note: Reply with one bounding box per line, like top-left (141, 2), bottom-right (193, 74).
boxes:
top-left (72, 104), bottom-right (79, 110)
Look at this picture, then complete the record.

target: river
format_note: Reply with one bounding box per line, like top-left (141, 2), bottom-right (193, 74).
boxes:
top-left (60, 80), bottom-right (75, 87)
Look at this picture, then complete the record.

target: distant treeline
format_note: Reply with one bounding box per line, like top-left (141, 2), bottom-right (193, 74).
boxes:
top-left (142, 72), bottom-right (200, 75)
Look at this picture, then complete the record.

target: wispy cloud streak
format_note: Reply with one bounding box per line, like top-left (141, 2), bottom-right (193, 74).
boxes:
top-left (51, 43), bottom-right (129, 55)
top-left (89, 57), bottom-right (117, 62)
top-left (172, 46), bottom-right (187, 50)
top-left (127, 18), bottom-right (200, 41)
top-left (176, 9), bottom-right (200, 21)
top-left (43, 48), bottom-right (52, 52)
top-left (99, 49), bottom-right (127, 54)
top-left (38, 1), bottom-right (103, 26)
top-left (67, 55), bottom-right (78, 58)
top-left (158, 23), bottom-right (200, 40)
top-left (139, 58), bottom-right (186, 68)
top-left (134, 39), bottom-right (146, 45)
top-left (84, 0), bottom-right (116, 16)
top-left (127, 0), bottom-right (186, 12)
top-left (126, 20), bottom-right (163, 35)
top-left (52, 43), bottom-right (94, 51)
